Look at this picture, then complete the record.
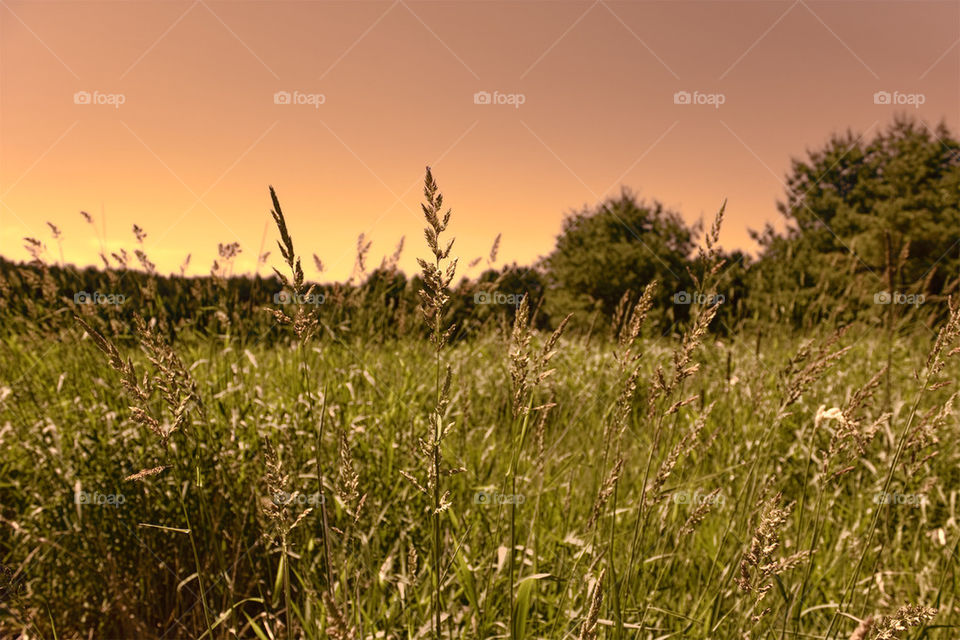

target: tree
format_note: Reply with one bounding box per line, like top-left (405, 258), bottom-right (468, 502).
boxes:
top-left (754, 116), bottom-right (960, 323)
top-left (542, 188), bottom-right (698, 326)
top-left (451, 264), bottom-right (549, 337)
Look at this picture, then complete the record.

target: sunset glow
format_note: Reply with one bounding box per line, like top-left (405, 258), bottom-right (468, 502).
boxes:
top-left (1, 1), bottom-right (957, 281)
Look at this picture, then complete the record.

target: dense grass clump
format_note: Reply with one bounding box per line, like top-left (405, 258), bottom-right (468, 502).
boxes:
top-left (1, 170), bottom-right (958, 639)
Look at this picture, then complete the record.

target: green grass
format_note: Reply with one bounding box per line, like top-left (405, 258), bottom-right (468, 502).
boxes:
top-left (1, 315), bottom-right (958, 639)
top-left (0, 174), bottom-right (956, 640)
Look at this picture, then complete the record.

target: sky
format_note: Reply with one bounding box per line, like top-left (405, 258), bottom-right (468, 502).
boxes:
top-left (1, 0), bottom-right (958, 283)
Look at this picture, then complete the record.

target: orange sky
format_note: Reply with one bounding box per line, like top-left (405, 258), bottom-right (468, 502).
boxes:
top-left (1, 0), bottom-right (958, 282)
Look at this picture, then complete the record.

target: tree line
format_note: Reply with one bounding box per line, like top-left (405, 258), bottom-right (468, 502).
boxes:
top-left (2, 115), bottom-right (955, 342)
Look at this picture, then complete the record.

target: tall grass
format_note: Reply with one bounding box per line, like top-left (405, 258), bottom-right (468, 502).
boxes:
top-left (0, 169), bottom-right (958, 639)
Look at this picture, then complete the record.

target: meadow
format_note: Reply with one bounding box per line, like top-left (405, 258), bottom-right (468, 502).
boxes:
top-left (0, 171), bottom-right (958, 639)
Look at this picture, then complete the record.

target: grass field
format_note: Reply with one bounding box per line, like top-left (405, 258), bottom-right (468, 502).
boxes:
top-left (1, 177), bottom-right (958, 639)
